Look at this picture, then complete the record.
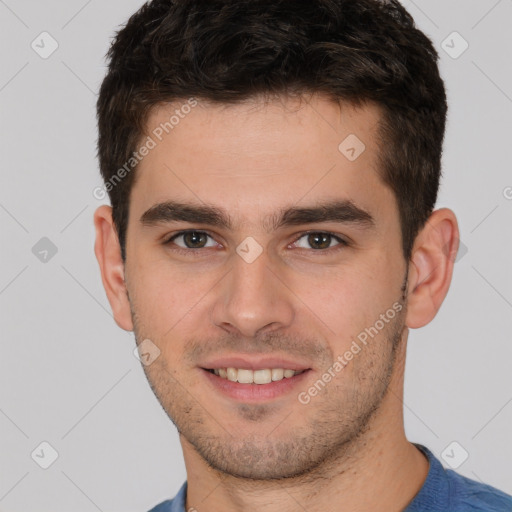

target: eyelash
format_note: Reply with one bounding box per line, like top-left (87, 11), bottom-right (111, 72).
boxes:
top-left (162, 230), bottom-right (349, 256)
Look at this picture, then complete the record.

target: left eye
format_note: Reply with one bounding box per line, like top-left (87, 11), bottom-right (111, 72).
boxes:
top-left (291, 232), bottom-right (347, 251)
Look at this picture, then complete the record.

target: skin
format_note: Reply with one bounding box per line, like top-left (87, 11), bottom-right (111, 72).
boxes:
top-left (94, 94), bottom-right (459, 512)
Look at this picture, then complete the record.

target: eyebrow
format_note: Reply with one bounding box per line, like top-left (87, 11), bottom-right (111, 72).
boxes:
top-left (140, 199), bottom-right (376, 233)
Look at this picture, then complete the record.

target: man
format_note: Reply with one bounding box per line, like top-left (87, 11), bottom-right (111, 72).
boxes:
top-left (93, 1), bottom-right (512, 510)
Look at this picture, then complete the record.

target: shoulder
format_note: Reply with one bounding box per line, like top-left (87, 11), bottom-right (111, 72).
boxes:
top-left (408, 444), bottom-right (512, 512)
top-left (446, 468), bottom-right (512, 511)
top-left (147, 500), bottom-right (174, 512)
top-left (147, 482), bottom-right (187, 512)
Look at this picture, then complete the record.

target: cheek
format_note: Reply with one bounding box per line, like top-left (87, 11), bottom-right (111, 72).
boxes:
top-left (291, 262), bottom-right (400, 351)
top-left (128, 254), bottom-right (204, 338)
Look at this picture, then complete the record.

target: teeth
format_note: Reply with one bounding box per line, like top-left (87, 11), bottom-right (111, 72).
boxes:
top-left (213, 367), bottom-right (304, 384)
top-left (254, 369), bottom-right (272, 384)
top-left (237, 369), bottom-right (253, 384)
top-left (271, 368), bottom-right (284, 381)
top-left (227, 367), bottom-right (238, 382)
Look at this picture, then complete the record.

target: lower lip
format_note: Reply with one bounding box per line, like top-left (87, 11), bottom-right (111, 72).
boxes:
top-left (202, 368), bottom-right (311, 402)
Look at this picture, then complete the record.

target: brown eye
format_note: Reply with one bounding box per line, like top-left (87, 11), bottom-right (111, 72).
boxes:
top-left (181, 231), bottom-right (208, 248)
top-left (166, 230), bottom-right (217, 250)
top-left (293, 232), bottom-right (347, 251)
top-left (308, 233), bottom-right (332, 250)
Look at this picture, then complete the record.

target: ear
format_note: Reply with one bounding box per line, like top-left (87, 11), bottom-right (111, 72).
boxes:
top-left (405, 208), bottom-right (460, 329)
top-left (93, 205), bottom-right (134, 331)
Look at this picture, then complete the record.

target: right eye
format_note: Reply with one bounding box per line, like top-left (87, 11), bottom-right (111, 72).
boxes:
top-left (163, 230), bottom-right (220, 254)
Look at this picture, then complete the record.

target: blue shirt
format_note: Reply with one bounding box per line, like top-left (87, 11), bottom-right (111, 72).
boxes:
top-left (148, 444), bottom-right (512, 511)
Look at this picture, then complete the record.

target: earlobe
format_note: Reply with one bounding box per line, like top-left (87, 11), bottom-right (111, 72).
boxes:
top-left (93, 205), bottom-right (134, 331)
top-left (405, 208), bottom-right (460, 329)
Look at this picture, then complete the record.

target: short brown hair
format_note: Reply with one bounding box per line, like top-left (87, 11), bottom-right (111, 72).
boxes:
top-left (97, 0), bottom-right (447, 262)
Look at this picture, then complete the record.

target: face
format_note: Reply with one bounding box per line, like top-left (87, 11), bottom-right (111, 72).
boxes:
top-left (123, 95), bottom-right (409, 480)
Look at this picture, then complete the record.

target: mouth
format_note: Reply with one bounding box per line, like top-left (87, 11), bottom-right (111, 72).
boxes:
top-left (200, 358), bottom-right (312, 402)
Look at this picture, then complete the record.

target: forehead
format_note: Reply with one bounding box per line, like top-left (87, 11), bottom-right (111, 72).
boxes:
top-left (131, 94), bottom-right (395, 231)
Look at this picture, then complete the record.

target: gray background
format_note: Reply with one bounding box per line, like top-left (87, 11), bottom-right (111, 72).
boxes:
top-left (1, 1), bottom-right (511, 510)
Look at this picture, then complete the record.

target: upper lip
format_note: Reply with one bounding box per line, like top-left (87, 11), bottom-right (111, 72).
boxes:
top-left (200, 355), bottom-right (312, 371)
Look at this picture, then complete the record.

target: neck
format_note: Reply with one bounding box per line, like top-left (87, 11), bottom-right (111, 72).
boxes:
top-left (181, 337), bottom-right (429, 512)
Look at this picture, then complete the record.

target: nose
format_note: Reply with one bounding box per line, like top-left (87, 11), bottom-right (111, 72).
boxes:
top-left (210, 248), bottom-right (295, 338)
